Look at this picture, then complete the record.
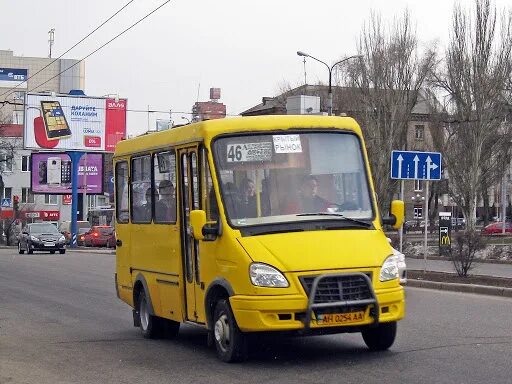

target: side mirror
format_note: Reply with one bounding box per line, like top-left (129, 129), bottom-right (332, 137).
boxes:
top-left (190, 210), bottom-right (207, 240)
top-left (190, 209), bottom-right (219, 241)
top-left (382, 200), bottom-right (405, 230)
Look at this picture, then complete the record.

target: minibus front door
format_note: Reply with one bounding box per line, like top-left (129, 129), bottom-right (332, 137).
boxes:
top-left (179, 148), bottom-right (201, 322)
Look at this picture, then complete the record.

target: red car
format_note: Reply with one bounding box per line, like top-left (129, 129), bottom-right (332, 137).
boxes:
top-left (83, 226), bottom-right (114, 247)
top-left (481, 222), bottom-right (512, 235)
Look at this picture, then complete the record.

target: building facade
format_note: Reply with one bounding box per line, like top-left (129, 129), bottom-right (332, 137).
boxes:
top-left (0, 50), bottom-right (108, 240)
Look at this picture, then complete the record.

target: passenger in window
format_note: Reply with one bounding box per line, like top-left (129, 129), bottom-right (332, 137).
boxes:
top-left (285, 175), bottom-right (331, 214)
top-left (223, 182), bottom-right (241, 219)
top-left (141, 188), bottom-right (155, 221)
top-left (239, 178), bottom-right (257, 218)
top-left (299, 175), bottom-right (331, 213)
top-left (155, 180), bottom-right (176, 222)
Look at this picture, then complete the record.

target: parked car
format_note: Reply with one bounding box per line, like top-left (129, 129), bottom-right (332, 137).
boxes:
top-left (83, 226), bottom-right (114, 247)
top-left (481, 222), bottom-right (512, 235)
top-left (77, 227), bottom-right (91, 246)
top-left (106, 230), bottom-right (116, 248)
top-left (18, 223), bottom-right (66, 254)
top-left (59, 221), bottom-right (91, 244)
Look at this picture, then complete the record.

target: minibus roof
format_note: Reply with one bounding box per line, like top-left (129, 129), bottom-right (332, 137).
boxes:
top-left (114, 115), bottom-right (362, 157)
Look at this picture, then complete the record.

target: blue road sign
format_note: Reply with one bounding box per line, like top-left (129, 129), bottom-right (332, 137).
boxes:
top-left (1, 198), bottom-right (11, 207)
top-left (391, 150), bottom-right (442, 180)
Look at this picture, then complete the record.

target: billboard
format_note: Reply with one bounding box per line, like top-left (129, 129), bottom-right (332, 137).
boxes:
top-left (24, 93), bottom-right (127, 152)
top-left (0, 68), bottom-right (28, 88)
top-left (31, 152), bottom-right (104, 195)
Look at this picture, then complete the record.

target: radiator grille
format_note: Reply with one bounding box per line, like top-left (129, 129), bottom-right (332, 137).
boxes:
top-left (300, 273), bottom-right (372, 303)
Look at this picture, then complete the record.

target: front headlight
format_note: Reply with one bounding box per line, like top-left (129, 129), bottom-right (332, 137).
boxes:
top-left (59, 236), bottom-right (66, 242)
top-left (249, 263), bottom-right (289, 288)
top-left (392, 248), bottom-right (407, 284)
top-left (30, 235), bottom-right (39, 242)
top-left (380, 255), bottom-right (399, 282)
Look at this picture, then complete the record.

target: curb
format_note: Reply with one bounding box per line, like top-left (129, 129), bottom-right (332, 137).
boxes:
top-left (406, 279), bottom-right (512, 298)
top-left (67, 248), bottom-right (115, 255)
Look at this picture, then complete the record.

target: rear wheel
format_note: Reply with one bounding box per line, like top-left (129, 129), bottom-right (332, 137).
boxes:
top-left (362, 321), bottom-right (397, 351)
top-left (137, 290), bottom-right (179, 339)
top-left (18, 242), bottom-right (24, 254)
top-left (213, 299), bottom-right (248, 363)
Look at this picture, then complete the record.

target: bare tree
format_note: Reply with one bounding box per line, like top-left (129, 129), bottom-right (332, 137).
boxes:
top-left (430, 0), bottom-right (512, 230)
top-left (339, 11), bottom-right (436, 206)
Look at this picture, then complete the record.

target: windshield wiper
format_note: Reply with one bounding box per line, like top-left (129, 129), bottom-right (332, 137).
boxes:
top-left (296, 213), bottom-right (372, 227)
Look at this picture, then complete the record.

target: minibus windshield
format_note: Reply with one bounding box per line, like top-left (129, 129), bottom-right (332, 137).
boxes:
top-left (212, 131), bottom-right (374, 228)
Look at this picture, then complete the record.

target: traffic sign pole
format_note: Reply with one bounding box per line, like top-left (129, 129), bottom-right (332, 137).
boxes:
top-left (67, 151), bottom-right (84, 248)
top-left (399, 180), bottom-right (404, 253)
top-left (424, 181), bottom-right (430, 272)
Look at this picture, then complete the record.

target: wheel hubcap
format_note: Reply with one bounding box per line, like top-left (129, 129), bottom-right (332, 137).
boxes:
top-left (214, 314), bottom-right (230, 352)
top-left (140, 297), bottom-right (149, 330)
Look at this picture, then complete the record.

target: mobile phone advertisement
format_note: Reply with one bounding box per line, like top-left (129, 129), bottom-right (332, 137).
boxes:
top-left (24, 93), bottom-right (127, 153)
top-left (31, 153), bottom-right (104, 194)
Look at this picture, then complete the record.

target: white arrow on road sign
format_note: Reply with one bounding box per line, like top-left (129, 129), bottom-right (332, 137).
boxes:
top-left (397, 154), bottom-right (404, 179)
top-left (413, 155), bottom-right (420, 179)
top-left (425, 156), bottom-right (439, 180)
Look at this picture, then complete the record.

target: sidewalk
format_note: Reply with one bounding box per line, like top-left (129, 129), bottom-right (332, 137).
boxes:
top-left (405, 257), bottom-right (512, 278)
top-left (405, 256), bottom-right (512, 297)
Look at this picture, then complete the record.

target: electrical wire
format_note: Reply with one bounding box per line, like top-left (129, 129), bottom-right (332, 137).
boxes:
top-left (0, 0), bottom-right (136, 99)
top-left (23, 0), bottom-right (172, 96)
top-left (0, 0), bottom-right (172, 117)
top-left (4, 101), bottom-right (236, 117)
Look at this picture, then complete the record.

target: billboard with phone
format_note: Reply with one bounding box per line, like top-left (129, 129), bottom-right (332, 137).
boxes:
top-left (24, 93), bottom-right (127, 152)
top-left (31, 153), bottom-right (104, 194)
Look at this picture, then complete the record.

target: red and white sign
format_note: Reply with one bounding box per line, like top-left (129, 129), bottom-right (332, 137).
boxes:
top-left (21, 210), bottom-right (60, 220)
top-left (63, 195), bottom-right (72, 205)
top-left (24, 93), bottom-right (127, 153)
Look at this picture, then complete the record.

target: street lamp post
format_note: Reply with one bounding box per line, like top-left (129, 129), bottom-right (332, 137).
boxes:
top-left (297, 51), bottom-right (363, 116)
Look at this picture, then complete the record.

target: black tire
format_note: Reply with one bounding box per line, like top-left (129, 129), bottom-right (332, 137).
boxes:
top-left (137, 290), bottom-right (166, 339)
top-left (18, 242), bottom-right (25, 254)
top-left (27, 244), bottom-right (33, 254)
top-left (362, 321), bottom-right (397, 351)
top-left (212, 299), bottom-right (248, 363)
top-left (50, 251), bottom-right (55, 254)
top-left (59, 250), bottom-right (66, 254)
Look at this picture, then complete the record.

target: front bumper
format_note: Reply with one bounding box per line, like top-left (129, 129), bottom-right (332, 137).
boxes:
top-left (230, 285), bottom-right (405, 333)
top-left (30, 241), bottom-right (66, 251)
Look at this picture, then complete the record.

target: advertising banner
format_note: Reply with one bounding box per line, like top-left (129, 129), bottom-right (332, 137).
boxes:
top-left (439, 212), bottom-right (452, 255)
top-left (24, 93), bottom-right (127, 152)
top-left (0, 68), bottom-right (28, 88)
top-left (31, 153), bottom-right (103, 195)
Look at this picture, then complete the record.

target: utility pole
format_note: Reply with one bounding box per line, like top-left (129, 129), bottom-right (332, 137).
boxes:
top-left (48, 29), bottom-right (55, 58)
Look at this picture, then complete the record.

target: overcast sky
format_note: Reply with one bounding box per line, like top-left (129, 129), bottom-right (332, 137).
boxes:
top-left (1, 0), bottom-right (510, 136)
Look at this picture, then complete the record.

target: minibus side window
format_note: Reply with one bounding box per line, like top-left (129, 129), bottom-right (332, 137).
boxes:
top-left (201, 148), bottom-right (218, 222)
top-left (115, 161), bottom-right (129, 224)
top-left (131, 155), bottom-right (152, 223)
top-left (153, 150), bottom-right (177, 223)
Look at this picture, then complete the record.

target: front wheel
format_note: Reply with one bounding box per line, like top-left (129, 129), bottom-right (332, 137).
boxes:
top-left (361, 321), bottom-right (397, 351)
top-left (27, 243), bottom-right (33, 254)
top-left (59, 249), bottom-right (66, 254)
top-left (18, 242), bottom-right (25, 254)
top-left (213, 299), bottom-right (248, 363)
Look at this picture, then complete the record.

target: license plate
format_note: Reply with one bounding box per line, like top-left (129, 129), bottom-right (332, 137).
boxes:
top-left (44, 243), bottom-right (55, 247)
top-left (317, 311), bottom-right (365, 326)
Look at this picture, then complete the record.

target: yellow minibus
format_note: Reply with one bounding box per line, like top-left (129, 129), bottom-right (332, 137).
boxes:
top-left (113, 115), bottom-right (405, 362)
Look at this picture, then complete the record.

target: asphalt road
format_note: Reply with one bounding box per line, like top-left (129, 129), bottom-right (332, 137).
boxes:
top-left (1, 248), bottom-right (511, 384)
